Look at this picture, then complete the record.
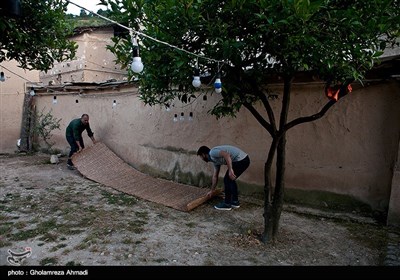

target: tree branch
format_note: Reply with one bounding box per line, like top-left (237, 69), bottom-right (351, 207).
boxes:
top-left (284, 100), bottom-right (336, 131)
top-left (243, 102), bottom-right (274, 135)
top-left (257, 90), bottom-right (277, 133)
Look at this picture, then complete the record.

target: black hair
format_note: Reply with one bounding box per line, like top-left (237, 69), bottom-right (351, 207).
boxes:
top-left (81, 114), bottom-right (89, 118)
top-left (197, 146), bottom-right (210, 156)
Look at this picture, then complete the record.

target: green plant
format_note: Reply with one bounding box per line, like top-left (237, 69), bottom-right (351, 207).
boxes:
top-left (33, 108), bottom-right (62, 152)
top-left (0, 0), bottom-right (77, 71)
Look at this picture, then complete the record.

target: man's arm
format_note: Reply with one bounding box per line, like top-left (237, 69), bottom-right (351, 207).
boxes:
top-left (75, 140), bottom-right (82, 151)
top-left (207, 165), bottom-right (220, 197)
top-left (210, 165), bottom-right (220, 190)
top-left (219, 150), bottom-right (236, 180)
top-left (86, 125), bottom-right (96, 143)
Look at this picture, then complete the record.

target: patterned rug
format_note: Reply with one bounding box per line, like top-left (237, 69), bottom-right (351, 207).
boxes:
top-left (72, 142), bottom-right (216, 211)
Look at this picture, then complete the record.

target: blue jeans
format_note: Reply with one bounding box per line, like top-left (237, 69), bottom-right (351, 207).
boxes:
top-left (223, 156), bottom-right (250, 204)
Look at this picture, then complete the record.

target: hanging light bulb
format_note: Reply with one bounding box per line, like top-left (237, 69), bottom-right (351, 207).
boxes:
top-left (214, 73), bottom-right (222, 93)
top-left (29, 87), bottom-right (35, 96)
top-left (192, 59), bottom-right (201, 88)
top-left (131, 57), bottom-right (143, 73)
top-left (192, 68), bottom-right (201, 88)
top-left (130, 34), bottom-right (144, 73)
top-left (0, 71), bottom-right (5, 82)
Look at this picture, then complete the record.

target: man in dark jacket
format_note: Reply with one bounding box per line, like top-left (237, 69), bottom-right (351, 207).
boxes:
top-left (65, 114), bottom-right (96, 169)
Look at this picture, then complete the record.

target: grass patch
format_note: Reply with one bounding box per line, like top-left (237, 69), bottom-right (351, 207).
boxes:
top-left (40, 257), bottom-right (58, 266)
top-left (11, 229), bottom-right (39, 241)
top-left (0, 214), bottom-right (9, 221)
top-left (284, 188), bottom-right (374, 216)
top-left (126, 220), bottom-right (147, 234)
top-left (39, 232), bottom-right (59, 242)
top-left (11, 218), bottom-right (59, 241)
top-left (344, 221), bottom-right (388, 249)
top-left (65, 261), bottom-right (82, 266)
top-left (74, 242), bottom-right (90, 250)
top-left (59, 228), bottom-right (85, 235)
top-left (122, 237), bottom-right (134, 244)
top-left (0, 222), bottom-right (13, 235)
top-left (36, 219), bottom-right (58, 233)
top-left (5, 193), bottom-right (20, 199)
top-left (135, 211), bottom-right (148, 219)
top-left (50, 243), bottom-right (68, 252)
top-left (101, 191), bottom-right (137, 206)
top-left (185, 222), bottom-right (197, 228)
top-left (0, 240), bottom-right (11, 247)
top-left (14, 221), bottom-right (27, 229)
top-left (154, 258), bottom-right (169, 263)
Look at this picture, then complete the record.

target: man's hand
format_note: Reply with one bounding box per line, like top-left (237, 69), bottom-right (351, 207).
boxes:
top-left (207, 189), bottom-right (217, 198)
top-left (228, 169), bottom-right (237, 180)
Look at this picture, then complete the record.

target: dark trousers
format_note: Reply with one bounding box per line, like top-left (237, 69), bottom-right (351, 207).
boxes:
top-left (223, 156), bottom-right (250, 204)
top-left (66, 135), bottom-right (84, 165)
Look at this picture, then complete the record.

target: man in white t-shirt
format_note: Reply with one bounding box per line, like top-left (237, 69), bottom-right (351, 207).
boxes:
top-left (197, 145), bottom-right (250, 211)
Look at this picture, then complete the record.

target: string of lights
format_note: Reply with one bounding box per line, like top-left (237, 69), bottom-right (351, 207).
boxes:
top-left (65, 0), bottom-right (225, 92)
top-left (0, 64), bottom-right (31, 82)
top-left (0, 64), bottom-right (36, 96)
top-left (2, 1), bottom-right (225, 94)
top-left (65, 0), bottom-right (223, 64)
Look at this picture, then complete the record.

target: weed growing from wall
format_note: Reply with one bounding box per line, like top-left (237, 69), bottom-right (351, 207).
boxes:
top-left (32, 108), bottom-right (62, 153)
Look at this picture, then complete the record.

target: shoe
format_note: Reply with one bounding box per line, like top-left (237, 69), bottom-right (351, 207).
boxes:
top-left (67, 164), bottom-right (76, 170)
top-left (214, 202), bottom-right (232, 211)
top-left (231, 201), bottom-right (240, 209)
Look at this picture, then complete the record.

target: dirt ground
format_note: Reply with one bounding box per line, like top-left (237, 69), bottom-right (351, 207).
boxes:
top-left (0, 153), bottom-right (396, 268)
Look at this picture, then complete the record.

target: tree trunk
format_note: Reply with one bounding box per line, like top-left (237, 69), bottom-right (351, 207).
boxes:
top-left (262, 75), bottom-right (292, 243)
top-left (261, 138), bottom-right (278, 243)
top-left (271, 133), bottom-right (286, 239)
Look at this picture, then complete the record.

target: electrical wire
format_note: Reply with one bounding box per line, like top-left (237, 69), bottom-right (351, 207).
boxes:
top-left (65, 0), bottom-right (224, 64)
top-left (3, 1), bottom-right (225, 93)
top-left (0, 65), bottom-right (32, 82)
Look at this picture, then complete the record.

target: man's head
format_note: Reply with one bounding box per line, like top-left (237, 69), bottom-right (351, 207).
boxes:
top-left (81, 114), bottom-right (89, 125)
top-left (197, 146), bottom-right (210, 162)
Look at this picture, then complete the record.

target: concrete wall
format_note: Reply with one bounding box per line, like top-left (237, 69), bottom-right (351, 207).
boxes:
top-left (40, 26), bottom-right (127, 85)
top-left (0, 61), bottom-right (39, 153)
top-left (31, 79), bottom-right (400, 214)
top-left (284, 81), bottom-right (400, 212)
